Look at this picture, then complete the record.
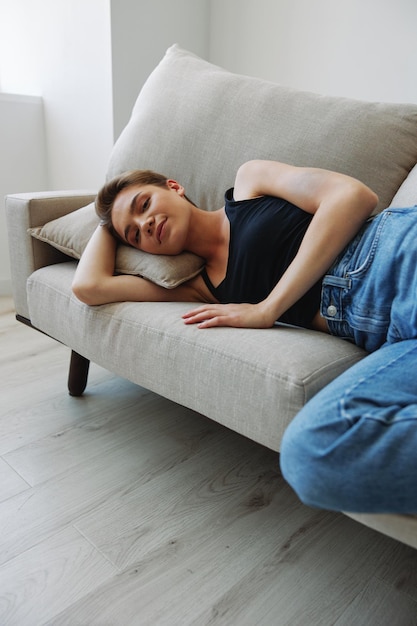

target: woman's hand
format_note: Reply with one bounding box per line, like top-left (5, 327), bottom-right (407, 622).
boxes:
top-left (182, 302), bottom-right (276, 329)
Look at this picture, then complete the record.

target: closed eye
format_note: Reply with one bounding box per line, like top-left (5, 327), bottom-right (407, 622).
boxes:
top-left (142, 198), bottom-right (150, 211)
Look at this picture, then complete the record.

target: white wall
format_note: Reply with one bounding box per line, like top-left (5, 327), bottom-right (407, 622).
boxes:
top-left (210, 0), bottom-right (417, 104)
top-left (110, 0), bottom-right (210, 139)
top-left (0, 94), bottom-right (48, 295)
top-left (0, 0), bottom-right (114, 295)
top-left (0, 0), bottom-right (114, 190)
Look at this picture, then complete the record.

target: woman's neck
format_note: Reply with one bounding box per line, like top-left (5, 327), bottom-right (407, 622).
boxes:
top-left (185, 207), bottom-right (229, 263)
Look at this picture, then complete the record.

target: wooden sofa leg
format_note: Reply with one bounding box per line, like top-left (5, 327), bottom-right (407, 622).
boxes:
top-left (68, 350), bottom-right (90, 396)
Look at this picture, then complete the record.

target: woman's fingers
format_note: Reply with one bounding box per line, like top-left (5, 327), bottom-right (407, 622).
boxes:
top-left (182, 303), bottom-right (273, 329)
top-left (182, 305), bottom-right (231, 327)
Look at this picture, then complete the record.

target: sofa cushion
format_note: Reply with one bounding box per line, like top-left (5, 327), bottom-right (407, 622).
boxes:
top-left (108, 45), bottom-right (417, 214)
top-left (29, 202), bottom-right (204, 288)
top-left (27, 262), bottom-right (366, 452)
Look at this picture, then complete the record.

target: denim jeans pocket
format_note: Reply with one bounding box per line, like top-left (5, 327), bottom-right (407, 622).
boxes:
top-left (320, 274), bottom-right (351, 322)
top-left (320, 275), bottom-right (356, 341)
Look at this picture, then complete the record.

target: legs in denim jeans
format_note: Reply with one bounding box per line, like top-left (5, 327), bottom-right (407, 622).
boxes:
top-left (280, 340), bottom-right (417, 513)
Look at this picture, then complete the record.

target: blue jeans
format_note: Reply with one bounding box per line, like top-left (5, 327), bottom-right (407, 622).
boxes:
top-left (280, 207), bottom-right (417, 513)
top-left (321, 206), bottom-right (417, 352)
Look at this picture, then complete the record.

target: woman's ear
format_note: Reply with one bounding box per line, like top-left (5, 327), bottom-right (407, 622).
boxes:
top-left (166, 179), bottom-right (185, 196)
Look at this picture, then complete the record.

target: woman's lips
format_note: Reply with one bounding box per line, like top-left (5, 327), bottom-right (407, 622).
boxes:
top-left (157, 218), bottom-right (167, 243)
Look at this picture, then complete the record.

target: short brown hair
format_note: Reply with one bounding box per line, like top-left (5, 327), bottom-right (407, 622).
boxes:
top-left (95, 170), bottom-right (170, 230)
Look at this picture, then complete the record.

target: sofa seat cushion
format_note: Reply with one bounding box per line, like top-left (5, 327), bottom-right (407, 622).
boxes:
top-left (27, 262), bottom-right (365, 451)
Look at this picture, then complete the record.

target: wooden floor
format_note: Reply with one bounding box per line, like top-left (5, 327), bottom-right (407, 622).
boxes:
top-left (1, 296), bottom-right (417, 626)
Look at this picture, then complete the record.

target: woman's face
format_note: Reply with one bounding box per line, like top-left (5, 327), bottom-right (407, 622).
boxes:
top-left (111, 180), bottom-right (191, 255)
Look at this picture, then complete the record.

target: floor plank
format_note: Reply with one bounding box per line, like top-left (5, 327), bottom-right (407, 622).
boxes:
top-left (0, 526), bottom-right (117, 626)
top-left (0, 457), bottom-right (29, 501)
top-left (334, 577), bottom-right (417, 626)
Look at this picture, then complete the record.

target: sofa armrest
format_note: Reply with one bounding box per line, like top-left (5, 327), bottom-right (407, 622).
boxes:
top-left (5, 190), bottom-right (96, 320)
top-left (389, 162), bottom-right (417, 208)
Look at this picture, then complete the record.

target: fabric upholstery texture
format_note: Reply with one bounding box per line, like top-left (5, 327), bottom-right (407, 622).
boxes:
top-left (5, 191), bottom-right (96, 319)
top-left (389, 163), bottom-right (417, 208)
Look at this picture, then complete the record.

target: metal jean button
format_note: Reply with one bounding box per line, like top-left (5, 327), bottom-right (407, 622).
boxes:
top-left (327, 305), bottom-right (338, 317)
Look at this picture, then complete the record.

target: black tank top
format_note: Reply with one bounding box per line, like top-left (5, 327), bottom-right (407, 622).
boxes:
top-left (201, 189), bottom-right (322, 328)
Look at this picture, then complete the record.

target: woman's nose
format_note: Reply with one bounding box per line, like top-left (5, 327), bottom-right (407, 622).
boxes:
top-left (143, 216), bottom-right (154, 235)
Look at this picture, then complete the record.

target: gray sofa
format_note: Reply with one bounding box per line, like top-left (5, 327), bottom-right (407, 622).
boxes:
top-left (6, 45), bottom-right (417, 548)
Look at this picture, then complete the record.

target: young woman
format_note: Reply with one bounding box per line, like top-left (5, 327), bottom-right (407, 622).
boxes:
top-left (72, 160), bottom-right (377, 331)
top-left (72, 160), bottom-right (417, 514)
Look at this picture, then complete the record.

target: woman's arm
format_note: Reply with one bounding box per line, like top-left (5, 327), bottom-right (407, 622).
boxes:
top-left (183, 160), bottom-right (378, 329)
top-left (72, 224), bottom-right (204, 306)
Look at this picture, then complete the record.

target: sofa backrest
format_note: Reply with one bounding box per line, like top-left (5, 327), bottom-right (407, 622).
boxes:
top-left (107, 45), bottom-right (417, 214)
